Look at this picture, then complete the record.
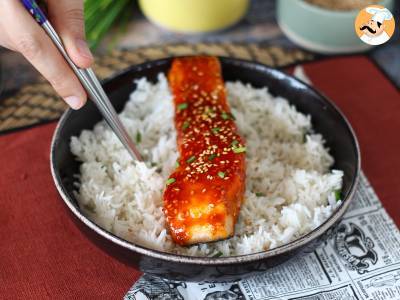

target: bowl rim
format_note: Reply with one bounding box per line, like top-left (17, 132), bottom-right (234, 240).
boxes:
top-left (292, 0), bottom-right (392, 15)
top-left (50, 56), bottom-right (361, 265)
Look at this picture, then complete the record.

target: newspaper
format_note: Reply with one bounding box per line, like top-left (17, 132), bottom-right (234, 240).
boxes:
top-left (124, 172), bottom-right (400, 300)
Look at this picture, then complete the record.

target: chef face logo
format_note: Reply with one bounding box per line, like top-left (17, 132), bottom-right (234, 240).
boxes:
top-left (354, 5), bottom-right (395, 45)
top-left (334, 223), bottom-right (378, 274)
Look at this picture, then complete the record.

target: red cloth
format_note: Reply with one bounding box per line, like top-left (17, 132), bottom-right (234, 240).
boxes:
top-left (302, 56), bottom-right (400, 223)
top-left (0, 123), bottom-right (141, 299)
top-left (0, 56), bottom-right (399, 299)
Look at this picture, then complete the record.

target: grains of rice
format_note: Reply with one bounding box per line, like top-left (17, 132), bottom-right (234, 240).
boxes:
top-left (70, 74), bottom-right (343, 257)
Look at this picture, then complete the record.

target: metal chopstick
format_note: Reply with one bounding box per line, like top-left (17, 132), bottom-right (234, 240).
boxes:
top-left (21, 0), bottom-right (142, 161)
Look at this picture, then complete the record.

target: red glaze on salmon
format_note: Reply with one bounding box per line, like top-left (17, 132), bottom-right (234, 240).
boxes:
top-left (163, 56), bottom-right (246, 246)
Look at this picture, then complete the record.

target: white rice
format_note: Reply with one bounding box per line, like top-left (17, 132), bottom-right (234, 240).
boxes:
top-left (70, 74), bottom-right (343, 257)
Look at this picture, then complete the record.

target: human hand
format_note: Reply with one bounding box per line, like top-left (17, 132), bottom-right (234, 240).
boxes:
top-left (0, 0), bottom-right (93, 109)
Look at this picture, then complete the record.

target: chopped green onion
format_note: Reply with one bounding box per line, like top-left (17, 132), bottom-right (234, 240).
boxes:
top-left (177, 102), bottom-right (188, 111)
top-left (233, 146), bottom-right (246, 154)
top-left (136, 131), bottom-right (141, 144)
top-left (218, 171), bottom-right (225, 179)
top-left (175, 161), bottom-right (180, 168)
top-left (83, 204), bottom-right (95, 213)
top-left (255, 192), bottom-right (265, 197)
top-left (231, 140), bottom-right (239, 147)
top-left (182, 121), bottom-right (190, 130)
top-left (206, 108), bottom-right (216, 117)
top-left (212, 127), bottom-right (221, 134)
top-left (221, 112), bottom-right (230, 120)
top-left (150, 162), bottom-right (157, 167)
top-left (84, 0), bottom-right (132, 50)
top-left (186, 155), bottom-right (196, 164)
top-left (221, 112), bottom-right (235, 120)
top-left (212, 251), bottom-right (223, 258)
top-left (334, 189), bottom-right (341, 201)
top-left (208, 153), bottom-right (217, 161)
top-left (166, 178), bottom-right (176, 186)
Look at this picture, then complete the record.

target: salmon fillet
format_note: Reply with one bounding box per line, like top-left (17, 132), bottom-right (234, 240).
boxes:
top-left (163, 56), bottom-right (246, 246)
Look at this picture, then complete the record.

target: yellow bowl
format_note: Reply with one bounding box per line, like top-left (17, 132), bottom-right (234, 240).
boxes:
top-left (138, 0), bottom-right (249, 33)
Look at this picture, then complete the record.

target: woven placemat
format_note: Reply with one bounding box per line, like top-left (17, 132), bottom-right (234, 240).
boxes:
top-left (0, 43), bottom-right (314, 133)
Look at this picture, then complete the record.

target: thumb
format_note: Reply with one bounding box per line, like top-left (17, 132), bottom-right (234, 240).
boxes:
top-left (47, 0), bottom-right (93, 69)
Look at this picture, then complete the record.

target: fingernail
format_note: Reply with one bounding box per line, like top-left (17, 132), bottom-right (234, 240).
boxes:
top-left (64, 96), bottom-right (82, 110)
top-left (76, 39), bottom-right (93, 60)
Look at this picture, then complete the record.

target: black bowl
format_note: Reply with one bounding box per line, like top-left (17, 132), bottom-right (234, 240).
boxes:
top-left (50, 57), bottom-right (360, 282)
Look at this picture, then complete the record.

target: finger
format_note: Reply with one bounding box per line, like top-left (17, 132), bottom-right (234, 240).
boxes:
top-left (0, 1), bottom-right (86, 109)
top-left (47, 0), bottom-right (93, 69)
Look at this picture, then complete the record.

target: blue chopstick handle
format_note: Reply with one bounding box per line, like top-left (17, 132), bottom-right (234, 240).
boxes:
top-left (21, 0), bottom-right (47, 25)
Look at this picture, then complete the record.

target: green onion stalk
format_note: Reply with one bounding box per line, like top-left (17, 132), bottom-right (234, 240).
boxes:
top-left (84, 0), bottom-right (133, 50)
